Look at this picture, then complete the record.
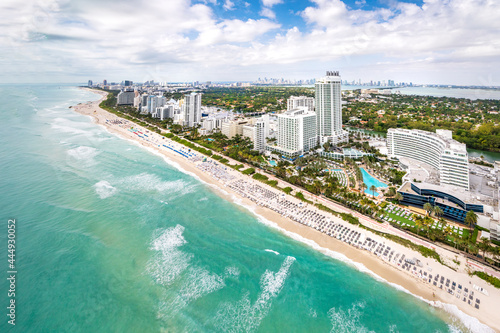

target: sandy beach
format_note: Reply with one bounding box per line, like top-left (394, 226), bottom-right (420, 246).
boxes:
top-left (73, 88), bottom-right (500, 332)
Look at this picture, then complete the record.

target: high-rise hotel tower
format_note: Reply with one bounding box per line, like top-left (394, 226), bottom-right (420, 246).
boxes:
top-left (315, 71), bottom-right (349, 145)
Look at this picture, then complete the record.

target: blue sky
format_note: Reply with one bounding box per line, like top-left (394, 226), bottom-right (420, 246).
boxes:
top-left (0, 0), bottom-right (499, 85)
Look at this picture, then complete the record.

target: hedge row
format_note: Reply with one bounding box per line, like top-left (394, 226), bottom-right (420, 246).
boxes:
top-left (252, 173), bottom-right (269, 181)
top-left (473, 271), bottom-right (500, 288)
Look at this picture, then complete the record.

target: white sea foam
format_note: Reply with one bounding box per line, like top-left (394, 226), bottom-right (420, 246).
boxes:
top-left (67, 146), bottom-right (100, 166)
top-left (215, 256), bottom-right (295, 332)
top-left (328, 301), bottom-right (374, 333)
top-left (434, 302), bottom-right (494, 333)
top-left (388, 324), bottom-right (399, 333)
top-left (118, 172), bottom-right (196, 197)
top-left (158, 266), bottom-right (227, 320)
top-left (264, 249), bottom-right (280, 255)
top-left (146, 225), bottom-right (192, 286)
top-left (93, 181), bottom-right (117, 199)
top-left (224, 266), bottom-right (240, 277)
top-left (51, 117), bottom-right (94, 135)
top-left (134, 142), bottom-right (233, 197)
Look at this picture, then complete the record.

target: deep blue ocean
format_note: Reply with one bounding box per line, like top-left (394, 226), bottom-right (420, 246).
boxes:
top-left (0, 84), bottom-right (474, 332)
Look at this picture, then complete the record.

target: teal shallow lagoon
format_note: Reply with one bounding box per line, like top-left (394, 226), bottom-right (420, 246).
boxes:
top-left (0, 85), bottom-right (471, 332)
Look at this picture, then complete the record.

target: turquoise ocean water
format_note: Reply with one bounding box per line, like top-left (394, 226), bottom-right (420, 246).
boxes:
top-left (0, 85), bottom-right (476, 332)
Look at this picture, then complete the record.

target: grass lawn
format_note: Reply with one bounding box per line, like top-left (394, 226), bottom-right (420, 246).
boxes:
top-left (380, 208), bottom-right (415, 226)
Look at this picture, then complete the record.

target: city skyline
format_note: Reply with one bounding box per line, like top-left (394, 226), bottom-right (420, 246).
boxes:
top-left (1, 0), bottom-right (500, 86)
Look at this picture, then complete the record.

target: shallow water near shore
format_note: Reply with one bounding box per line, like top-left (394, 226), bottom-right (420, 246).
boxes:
top-left (0, 84), bottom-right (478, 332)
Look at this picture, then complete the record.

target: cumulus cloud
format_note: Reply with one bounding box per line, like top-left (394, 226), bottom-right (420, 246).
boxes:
top-left (262, 0), bottom-right (283, 7)
top-left (0, 0), bottom-right (499, 84)
top-left (223, 0), bottom-right (235, 11)
top-left (260, 7), bottom-right (276, 19)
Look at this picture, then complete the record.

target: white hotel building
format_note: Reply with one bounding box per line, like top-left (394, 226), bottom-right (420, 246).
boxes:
top-left (287, 96), bottom-right (315, 112)
top-left (387, 128), bottom-right (470, 190)
top-left (272, 107), bottom-right (317, 158)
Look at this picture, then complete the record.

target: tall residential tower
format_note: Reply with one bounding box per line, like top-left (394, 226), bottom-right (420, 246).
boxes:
top-left (182, 92), bottom-right (202, 128)
top-left (315, 71), bottom-right (348, 145)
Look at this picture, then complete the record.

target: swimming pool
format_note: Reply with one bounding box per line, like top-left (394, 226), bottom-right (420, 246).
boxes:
top-left (360, 167), bottom-right (387, 196)
top-left (269, 160), bottom-right (277, 166)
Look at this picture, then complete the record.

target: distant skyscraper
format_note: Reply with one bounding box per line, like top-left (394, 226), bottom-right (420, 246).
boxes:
top-left (123, 80), bottom-right (133, 86)
top-left (88, 80), bottom-right (93, 87)
top-left (182, 92), bottom-right (202, 127)
top-left (103, 79), bottom-right (107, 86)
top-left (315, 71), bottom-right (348, 145)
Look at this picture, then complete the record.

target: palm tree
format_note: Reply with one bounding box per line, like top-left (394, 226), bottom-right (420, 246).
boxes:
top-left (387, 187), bottom-right (396, 197)
top-left (465, 211), bottom-right (478, 232)
top-left (468, 243), bottom-right (479, 256)
top-left (370, 185), bottom-right (377, 197)
top-left (493, 246), bottom-right (500, 263)
top-left (478, 237), bottom-right (491, 259)
top-left (360, 182), bottom-right (367, 194)
top-left (444, 225), bottom-right (453, 240)
top-left (394, 192), bottom-right (403, 204)
top-left (458, 239), bottom-right (467, 251)
top-left (433, 206), bottom-right (443, 219)
top-left (415, 216), bottom-right (423, 236)
top-left (438, 218), bottom-right (447, 229)
top-left (423, 203), bottom-right (433, 216)
top-left (422, 217), bottom-right (432, 238)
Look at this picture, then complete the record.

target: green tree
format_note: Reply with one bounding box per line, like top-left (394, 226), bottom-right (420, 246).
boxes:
top-left (370, 185), bottom-right (377, 197)
top-left (433, 206), bottom-right (443, 219)
top-left (394, 192), bottom-right (403, 203)
top-left (360, 182), bottom-right (367, 194)
top-left (465, 210), bottom-right (478, 233)
top-left (423, 203), bottom-right (433, 216)
top-left (415, 216), bottom-right (423, 236)
top-left (478, 237), bottom-right (492, 259)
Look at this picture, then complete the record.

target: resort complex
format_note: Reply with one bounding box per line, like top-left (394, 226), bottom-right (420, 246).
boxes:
top-left (387, 128), bottom-right (470, 190)
top-left (83, 74), bottom-right (500, 331)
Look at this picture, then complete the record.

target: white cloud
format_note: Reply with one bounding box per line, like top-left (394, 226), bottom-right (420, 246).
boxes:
top-left (197, 18), bottom-right (280, 45)
top-left (223, 0), bottom-right (235, 10)
top-left (260, 7), bottom-right (276, 19)
top-left (0, 0), bottom-right (500, 84)
top-left (262, 0), bottom-right (283, 7)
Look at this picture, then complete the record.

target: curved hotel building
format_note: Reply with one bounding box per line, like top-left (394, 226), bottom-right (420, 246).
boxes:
top-left (387, 128), bottom-right (469, 190)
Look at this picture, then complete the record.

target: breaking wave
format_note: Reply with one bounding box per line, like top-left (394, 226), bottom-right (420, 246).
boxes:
top-left (146, 225), bottom-right (193, 286)
top-left (93, 180), bottom-right (117, 199)
top-left (214, 256), bottom-right (295, 332)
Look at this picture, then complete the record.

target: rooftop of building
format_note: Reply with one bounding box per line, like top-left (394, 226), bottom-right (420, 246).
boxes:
top-left (281, 107), bottom-right (316, 117)
top-left (398, 181), bottom-right (492, 207)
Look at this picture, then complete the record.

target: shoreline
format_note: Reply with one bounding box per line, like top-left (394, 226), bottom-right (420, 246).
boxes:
top-left (73, 87), bottom-right (499, 332)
